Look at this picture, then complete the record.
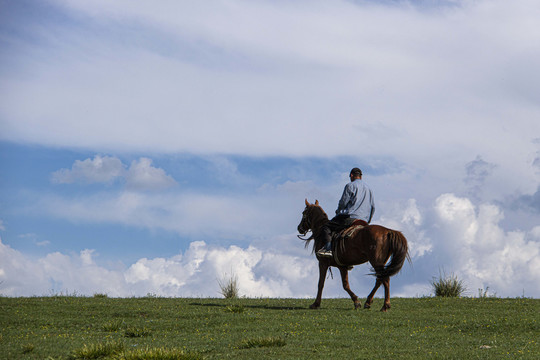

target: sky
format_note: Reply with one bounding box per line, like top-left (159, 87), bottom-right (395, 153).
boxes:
top-left (0, 0), bottom-right (539, 299)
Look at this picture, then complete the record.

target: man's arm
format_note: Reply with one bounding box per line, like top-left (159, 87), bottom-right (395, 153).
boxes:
top-left (336, 184), bottom-right (352, 214)
top-left (368, 190), bottom-right (375, 223)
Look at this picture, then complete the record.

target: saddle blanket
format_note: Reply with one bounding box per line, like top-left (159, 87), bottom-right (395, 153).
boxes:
top-left (335, 219), bottom-right (368, 241)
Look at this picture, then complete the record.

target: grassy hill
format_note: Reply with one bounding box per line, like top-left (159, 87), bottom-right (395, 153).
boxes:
top-left (1, 296), bottom-right (538, 359)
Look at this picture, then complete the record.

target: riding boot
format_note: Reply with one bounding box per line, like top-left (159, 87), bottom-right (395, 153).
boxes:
top-left (317, 224), bottom-right (333, 257)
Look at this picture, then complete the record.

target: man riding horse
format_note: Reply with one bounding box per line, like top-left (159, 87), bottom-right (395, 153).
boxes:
top-left (298, 170), bottom-right (408, 311)
top-left (317, 167), bottom-right (375, 258)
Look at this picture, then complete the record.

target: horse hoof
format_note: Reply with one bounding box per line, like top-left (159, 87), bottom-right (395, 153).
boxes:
top-left (309, 304), bottom-right (320, 310)
top-left (354, 302), bottom-right (362, 310)
top-left (363, 303), bottom-right (371, 309)
top-left (380, 304), bottom-right (390, 312)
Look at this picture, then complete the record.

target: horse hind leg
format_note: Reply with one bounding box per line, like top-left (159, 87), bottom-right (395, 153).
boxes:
top-left (364, 277), bottom-right (382, 309)
top-left (364, 265), bottom-right (385, 309)
top-left (365, 276), bottom-right (391, 312)
top-left (339, 267), bottom-right (361, 309)
top-left (380, 277), bottom-right (391, 312)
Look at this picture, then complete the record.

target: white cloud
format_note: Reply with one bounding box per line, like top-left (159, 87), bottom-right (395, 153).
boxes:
top-left (35, 189), bottom-right (297, 240)
top-left (33, 162), bottom-right (540, 299)
top-left (0, 238), bottom-right (127, 296)
top-left (426, 193), bottom-right (540, 297)
top-left (125, 157), bottom-right (177, 190)
top-left (3, 192), bottom-right (539, 298)
top-left (2, 1), bottom-right (539, 226)
top-left (51, 155), bottom-right (177, 190)
top-left (35, 174), bottom-right (313, 239)
top-left (379, 198), bottom-right (432, 258)
top-left (4, 4), bottom-right (537, 239)
top-left (0, 237), bottom-right (317, 298)
top-left (1, 0), bottom-right (540, 299)
top-left (51, 155), bottom-right (125, 184)
top-left (1, 0), bottom-right (539, 173)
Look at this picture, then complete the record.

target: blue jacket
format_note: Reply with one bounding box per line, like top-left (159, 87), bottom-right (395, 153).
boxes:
top-left (335, 179), bottom-right (375, 223)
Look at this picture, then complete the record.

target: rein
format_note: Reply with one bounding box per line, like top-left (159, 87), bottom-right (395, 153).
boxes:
top-left (297, 233), bottom-right (313, 241)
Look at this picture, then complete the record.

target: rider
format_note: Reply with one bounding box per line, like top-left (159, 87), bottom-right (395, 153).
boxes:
top-left (317, 167), bottom-right (375, 258)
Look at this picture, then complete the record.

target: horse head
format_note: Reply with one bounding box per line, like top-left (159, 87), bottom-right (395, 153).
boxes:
top-left (297, 199), bottom-right (324, 235)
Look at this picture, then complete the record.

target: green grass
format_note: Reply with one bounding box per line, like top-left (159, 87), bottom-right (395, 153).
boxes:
top-left (238, 336), bottom-right (287, 349)
top-left (124, 326), bottom-right (152, 338)
top-left (69, 340), bottom-right (125, 359)
top-left (217, 273), bottom-right (240, 299)
top-left (102, 319), bottom-right (124, 332)
top-left (431, 271), bottom-right (467, 297)
top-left (0, 296), bottom-right (538, 359)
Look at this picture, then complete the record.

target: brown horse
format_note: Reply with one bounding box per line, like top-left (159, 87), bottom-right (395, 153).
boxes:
top-left (297, 199), bottom-right (410, 312)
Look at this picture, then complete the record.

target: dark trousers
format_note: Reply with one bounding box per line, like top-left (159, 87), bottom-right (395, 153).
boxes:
top-left (321, 215), bottom-right (356, 250)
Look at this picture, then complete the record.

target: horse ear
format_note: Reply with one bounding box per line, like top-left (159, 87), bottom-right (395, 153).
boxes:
top-left (315, 200), bottom-right (319, 206)
top-left (305, 198), bottom-right (310, 206)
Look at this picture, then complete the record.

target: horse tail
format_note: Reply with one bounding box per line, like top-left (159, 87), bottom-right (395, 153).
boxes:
top-left (376, 230), bottom-right (411, 279)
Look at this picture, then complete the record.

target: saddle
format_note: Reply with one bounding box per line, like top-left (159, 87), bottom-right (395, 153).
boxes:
top-left (332, 219), bottom-right (368, 242)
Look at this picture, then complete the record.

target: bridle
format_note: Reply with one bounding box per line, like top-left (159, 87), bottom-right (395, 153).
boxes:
top-left (297, 208), bottom-right (314, 240)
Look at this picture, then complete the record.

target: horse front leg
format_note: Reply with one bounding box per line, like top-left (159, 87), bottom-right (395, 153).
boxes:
top-left (339, 267), bottom-right (361, 309)
top-left (310, 261), bottom-right (329, 309)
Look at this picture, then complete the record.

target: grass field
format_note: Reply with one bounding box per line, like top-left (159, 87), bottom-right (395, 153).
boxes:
top-left (1, 296), bottom-right (538, 359)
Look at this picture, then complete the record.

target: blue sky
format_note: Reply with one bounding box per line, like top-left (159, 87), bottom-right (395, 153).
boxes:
top-left (1, 0), bottom-right (539, 298)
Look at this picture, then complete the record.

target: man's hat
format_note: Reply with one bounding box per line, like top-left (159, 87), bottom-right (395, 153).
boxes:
top-left (350, 167), bottom-right (362, 176)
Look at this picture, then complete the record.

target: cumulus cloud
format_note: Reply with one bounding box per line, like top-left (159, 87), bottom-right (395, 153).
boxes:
top-left (125, 158), bottom-right (177, 190)
top-left (51, 155), bottom-right (176, 190)
top-left (379, 198), bottom-right (432, 258)
top-left (0, 237), bottom-right (316, 298)
top-left (0, 238), bottom-right (127, 296)
top-left (4, 192), bottom-right (540, 298)
top-left (427, 193), bottom-right (540, 296)
top-left (51, 155), bottom-right (125, 184)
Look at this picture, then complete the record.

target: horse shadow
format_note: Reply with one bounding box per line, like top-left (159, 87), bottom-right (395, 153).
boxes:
top-left (188, 302), bottom-right (307, 311)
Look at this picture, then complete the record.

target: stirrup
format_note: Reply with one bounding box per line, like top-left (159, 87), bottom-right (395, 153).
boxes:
top-left (316, 249), bottom-right (333, 258)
